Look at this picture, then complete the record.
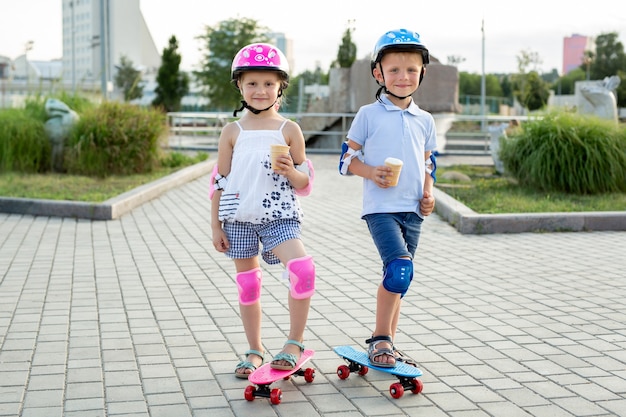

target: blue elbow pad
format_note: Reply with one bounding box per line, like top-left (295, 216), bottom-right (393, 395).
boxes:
top-left (426, 153), bottom-right (437, 183)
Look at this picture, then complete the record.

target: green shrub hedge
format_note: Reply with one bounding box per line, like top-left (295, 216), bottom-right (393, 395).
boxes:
top-left (64, 101), bottom-right (168, 177)
top-left (0, 108), bottom-right (50, 172)
top-left (500, 111), bottom-right (626, 194)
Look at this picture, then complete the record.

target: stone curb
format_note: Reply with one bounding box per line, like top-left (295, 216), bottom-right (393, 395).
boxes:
top-left (433, 187), bottom-right (626, 234)
top-left (0, 160), bottom-right (214, 220)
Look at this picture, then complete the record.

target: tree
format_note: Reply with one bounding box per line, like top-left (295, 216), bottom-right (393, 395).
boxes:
top-left (194, 17), bottom-right (269, 111)
top-left (333, 23), bottom-right (357, 68)
top-left (447, 55), bottom-right (466, 67)
top-left (552, 68), bottom-right (586, 95)
top-left (284, 67), bottom-right (329, 112)
top-left (114, 55), bottom-right (143, 102)
top-left (516, 49), bottom-right (543, 74)
top-left (513, 70), bottom-right (550, 111)
top-left (541, 69), bottom-right (560, 85)
top-left (511, 49), bottom-right (550, 111)
top-left (585, 32), bottom-right (626, 107)
top-left (586, 32), bottom-right (625, 79)
top-left (153, 35), bottom-right (189, 112)
top-left (500, 75), bottom-right (514, 99)
top-left (459, 72), bottom-right (503, 96)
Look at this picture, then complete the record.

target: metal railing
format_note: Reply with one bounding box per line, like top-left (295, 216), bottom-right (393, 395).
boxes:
top-left (166, 112), bottom-right (530, 154)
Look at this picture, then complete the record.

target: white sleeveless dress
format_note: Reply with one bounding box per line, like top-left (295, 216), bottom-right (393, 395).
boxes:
top-left (218, 120), bottom-right (303, 224)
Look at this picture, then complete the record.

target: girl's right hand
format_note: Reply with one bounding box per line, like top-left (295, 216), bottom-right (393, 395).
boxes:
top-left (212, 228), bottom-right (230, 252)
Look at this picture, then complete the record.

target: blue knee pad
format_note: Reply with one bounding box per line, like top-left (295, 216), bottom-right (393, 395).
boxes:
top-left (382, 258), bottom-right (413, 297)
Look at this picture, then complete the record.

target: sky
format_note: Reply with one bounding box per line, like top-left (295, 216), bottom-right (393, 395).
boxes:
top-left (1, 0), bottom-right (624, 75)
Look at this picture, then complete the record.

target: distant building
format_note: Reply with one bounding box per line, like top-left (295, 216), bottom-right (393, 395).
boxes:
top-left (0, 56), bottom-right (10, 79)
top-left (62, 0), bottom-right (160, 91)
top-left (563, 34), bottom-right (594, 75)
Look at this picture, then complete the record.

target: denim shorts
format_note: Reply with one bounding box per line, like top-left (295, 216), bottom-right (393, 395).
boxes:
top-left (223, 218), bottom-right (302, 265)
top-left (363, 212), bottom-right (423, 267)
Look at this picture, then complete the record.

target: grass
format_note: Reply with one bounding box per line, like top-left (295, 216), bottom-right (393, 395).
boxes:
top-left (0, 151), bottom-right (210, 203)
top-left (1, 161), bottom-right (625, 213)
top-left (437, 165), bottom-right (626, 214)
top-left (0, 169), bottom-right (189, 202)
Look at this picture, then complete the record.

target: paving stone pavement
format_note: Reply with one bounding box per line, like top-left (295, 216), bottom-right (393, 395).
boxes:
top-left (1, 153), bottom-right (625, 417)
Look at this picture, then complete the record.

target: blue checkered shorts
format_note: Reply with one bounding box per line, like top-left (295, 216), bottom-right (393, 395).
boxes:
top-left (222, 219), bottom-right (302, 265)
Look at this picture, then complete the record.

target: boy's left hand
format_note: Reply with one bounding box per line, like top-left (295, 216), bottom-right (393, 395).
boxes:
top-left (420, 190), bottom-right (435, 216)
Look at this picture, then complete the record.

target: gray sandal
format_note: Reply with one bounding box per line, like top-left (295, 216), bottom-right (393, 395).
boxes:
top-left (270, 340), bottom-right (304, 371)
top-left (366, 335), bottom-right (396, 368)
top-left (234, 349), bottom-right (264, 379)
top-left (393, 346), bottom-right (418, 368)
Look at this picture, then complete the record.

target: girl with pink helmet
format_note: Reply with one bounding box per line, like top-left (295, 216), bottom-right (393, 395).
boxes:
top-left (210, 43), bottom-right (316, 378)
top-left (231, 43), bottom-right (290, 116)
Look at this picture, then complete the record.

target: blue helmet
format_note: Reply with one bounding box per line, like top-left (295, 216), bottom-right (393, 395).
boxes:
top-left (370, 29), bottom-right (430, 76)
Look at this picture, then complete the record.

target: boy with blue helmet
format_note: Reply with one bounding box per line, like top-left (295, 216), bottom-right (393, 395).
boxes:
top-left (340, 28), bottom-right (437, 368)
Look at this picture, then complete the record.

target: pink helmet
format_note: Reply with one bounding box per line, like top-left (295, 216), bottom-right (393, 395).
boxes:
top-left (231, 43), bottom-right (290, 82)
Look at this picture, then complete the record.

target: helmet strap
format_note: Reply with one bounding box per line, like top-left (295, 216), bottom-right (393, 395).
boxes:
top-left (233, 100), bottom-right (277, 117)
top-left (233, 89), bottom-right (283, 117)
top-left (384, 87), bottom-right (414, 100)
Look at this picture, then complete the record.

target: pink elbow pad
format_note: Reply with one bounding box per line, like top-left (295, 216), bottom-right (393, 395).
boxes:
top-left (208, 164), bottom-right (219, 200)
top-left (294, 159), bottom-right (315, 196)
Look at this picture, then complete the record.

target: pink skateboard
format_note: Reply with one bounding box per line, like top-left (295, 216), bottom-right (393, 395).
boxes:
top-left (244, 349), bottom-right (315, 404)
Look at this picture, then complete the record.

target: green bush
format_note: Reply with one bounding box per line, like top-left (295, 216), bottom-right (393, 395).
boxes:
top-left (65, 101), bottom-right (167, 177)
top-left (0, 108), bottom-right (50, 172)
top-left (500, 111), bottom-right (626, 194)
top-left (160, 151), bottom-right (209, 168)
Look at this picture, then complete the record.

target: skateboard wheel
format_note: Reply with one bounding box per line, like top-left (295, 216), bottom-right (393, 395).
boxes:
top-left (304, 367), bottom-right (316, 383)
top-left (358, 365), bottom-right (368, 376)
top-left (270, 388), bottom-right (282, 405)
top-left (411, 378), bottom-right (424, 394)
top-left (337, 364), bottom-right (350, 379)
top-left (244, 385), bottom-right (256, 401)
top-left (390, 382), bottom-right (404, 399)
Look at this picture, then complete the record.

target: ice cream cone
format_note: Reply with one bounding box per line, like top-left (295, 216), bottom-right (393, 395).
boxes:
top-left (270, 144), bottom-right (290, 171)
top-left (384, 157), bottom-right (403, 186)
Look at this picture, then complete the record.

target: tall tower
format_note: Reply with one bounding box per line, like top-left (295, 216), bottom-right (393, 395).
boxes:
top-left (562, 34), bottom-right (594, 75)
top-left (62, 0), bottom-right (159, 92)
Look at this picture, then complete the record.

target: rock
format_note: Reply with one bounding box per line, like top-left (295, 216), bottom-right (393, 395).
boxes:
top-left (440, 171), bottom-right (471, 182)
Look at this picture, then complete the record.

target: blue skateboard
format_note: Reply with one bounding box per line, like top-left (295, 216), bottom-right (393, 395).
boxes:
top-left (333, 345), bottom-right (423, 398)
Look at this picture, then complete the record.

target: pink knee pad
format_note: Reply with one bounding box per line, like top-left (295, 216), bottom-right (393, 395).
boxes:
top-left (236, 268), bottom-right (262, 305)
top-left (286, 256), bottom-right (316, 299)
